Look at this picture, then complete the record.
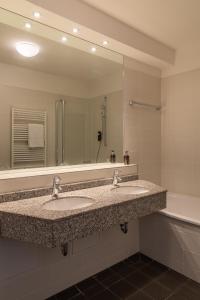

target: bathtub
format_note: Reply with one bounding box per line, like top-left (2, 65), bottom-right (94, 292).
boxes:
top-left (160, 192), bottom-right (200, 226)
top-left (140, 192), bottom-right (200, 283)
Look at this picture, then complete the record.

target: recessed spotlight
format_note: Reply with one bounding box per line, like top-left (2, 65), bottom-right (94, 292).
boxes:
top-left (91, 47), bottom-right (96, 53)
top-left (73, 27), bottom-right (79, 34)
top-left (103, 40), bottom-right (108, 46)
top-left (33, 11), bottom-right (40, 18)
top-left (15, 42), bottom-right (40, 57)
top-left (61, 36), bottom-right (68, 42)
top-left (25, 22), bottom-right (31, 29)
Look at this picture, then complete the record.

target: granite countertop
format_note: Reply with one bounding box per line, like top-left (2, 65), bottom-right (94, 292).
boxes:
top-left (0, 180), bottom-right (167, 248)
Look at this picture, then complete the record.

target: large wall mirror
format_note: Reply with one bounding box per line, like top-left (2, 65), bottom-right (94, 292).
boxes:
top-left (0, 9), bottom-right (124, 171)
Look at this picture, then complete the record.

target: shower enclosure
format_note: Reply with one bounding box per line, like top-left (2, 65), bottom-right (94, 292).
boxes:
top-left (96, 96), bottom-right (107, 162)
top-left (56, 97), bottom-right (109, 165)
top-left (101, 96), bottom-right (107, 147)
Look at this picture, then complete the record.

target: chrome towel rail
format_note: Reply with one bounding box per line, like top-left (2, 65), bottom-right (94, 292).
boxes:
top-left (129, 100), bottom-right (161, 111)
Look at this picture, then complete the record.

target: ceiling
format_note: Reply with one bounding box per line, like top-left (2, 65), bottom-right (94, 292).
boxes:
top-left (0, 22), bottom-right (122, 81)
top-left (82, 0), bottom-right (200, 50)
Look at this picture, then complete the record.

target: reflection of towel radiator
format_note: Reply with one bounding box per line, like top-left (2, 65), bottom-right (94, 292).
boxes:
top-left (11, 108), bottom-right (47, 168)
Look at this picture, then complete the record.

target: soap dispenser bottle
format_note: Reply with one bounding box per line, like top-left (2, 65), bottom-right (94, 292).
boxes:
top-left (124, 151), bottom-right (130, 165)
top-left (110, 150), bottom-right (116, 163)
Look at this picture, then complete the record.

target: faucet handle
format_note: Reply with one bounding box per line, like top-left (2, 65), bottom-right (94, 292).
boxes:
top-left (115, 169), bottom-right (122, 181)
top-left (53, 175), bottom-right (61, 184)
top-left (58, 185), bottom-right (62, 192)
top-left (114, 169), bottom-right (119, 176)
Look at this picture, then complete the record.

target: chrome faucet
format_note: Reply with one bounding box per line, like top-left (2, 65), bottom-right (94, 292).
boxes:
top-left (52, 176), bottom-right (62, 199)
top-left (112, 169), bottom-right (122, 187)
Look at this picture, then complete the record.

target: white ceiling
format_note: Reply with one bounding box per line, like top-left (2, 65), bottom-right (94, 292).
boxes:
top-left (2, 0), bottom-right (199, 76)
top-left (0, 22), bottom-right (122, 81)
top-left (82, 0), bottom-right (200, 50)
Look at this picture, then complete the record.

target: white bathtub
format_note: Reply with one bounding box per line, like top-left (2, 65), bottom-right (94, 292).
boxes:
top-left (140, 192), bottom-right (200, 283)
top-left (161, 192), bottom-right (200, 226)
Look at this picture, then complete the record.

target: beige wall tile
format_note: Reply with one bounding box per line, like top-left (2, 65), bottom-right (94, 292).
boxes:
top-left (161, 68), bottom-right (200, 196)
top-left (123, 64), bottom-right (161, 184)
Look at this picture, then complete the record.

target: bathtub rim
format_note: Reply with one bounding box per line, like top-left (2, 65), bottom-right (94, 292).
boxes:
top-left (159, 192), bottom-right (200, 227)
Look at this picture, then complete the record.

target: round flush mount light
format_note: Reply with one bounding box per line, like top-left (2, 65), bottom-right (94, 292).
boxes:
top-left (33, 11), bottom-right (40, 18)
top-left (103, 40), bottom-right (108, 46)
top-left (91, 47), bottom-right (97, 53)
top-left (15, 42), bottom-right (40, 58)
top-left (25, 22), bottom-right (31, 29)
top-left (73, 27), bottom-right (79, 34)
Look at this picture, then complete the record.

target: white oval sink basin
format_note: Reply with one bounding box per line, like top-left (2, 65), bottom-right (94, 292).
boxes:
top-left (43, 196), bottom-right (95, 211)
top-left (111, 186), bottom-right (149, 195)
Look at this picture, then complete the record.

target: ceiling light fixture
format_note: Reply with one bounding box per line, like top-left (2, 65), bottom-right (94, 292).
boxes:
top-left (25, 22), bottom-right (31, 29)
top-left (61, 36), bottom-right (68, 42)
top-left (73, 27), bottom-right (79, 34)
top-left (91, 47), bottom-right (96, 53)
top-left (15, 42), bottom-right (40, 58)
top-left (33, 11), bottom-right (40, 18)
top-left (103, 40), bottom-right (108, 46)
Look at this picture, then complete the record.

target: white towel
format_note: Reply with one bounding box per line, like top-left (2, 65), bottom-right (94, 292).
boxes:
top-left (28, 124), bottom-right (44, 148)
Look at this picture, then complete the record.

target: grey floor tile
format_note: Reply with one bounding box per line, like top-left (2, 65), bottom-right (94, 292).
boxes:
top-left (95, 268), bottom-right (116, 282)
top-left (185, 279), bottom-right (200, 295)
top-left (143, 281), bottom-right (171, 300)
top-left (89, 289), bottom-right (119, 300)
top-left (82, 281), bottom-right (105, 299)
top-left (56, 286), bottom-right (80, 300)
top-left (72, 295), bottom-right (87, 300)
top-left (99, 271), bottom-right (122, 287)
top-left (46, 254), bottom-right (200, 300)
top-left (77, 277), bottom-right (98, 292)
top-left (158, 270), bottom-right (187, 291)
top-left (142, 261), bottom-right (168, 278)
top-left (126, 271), bottom-right (152, 289)
top-left (167, 285), bottom-right (200, 300)
top-left (127, 291), bottom-right (152, 300)
top-left (109, 279), bottom-right (137, 299)
top-left (111, 261), bottom-right (136, 277)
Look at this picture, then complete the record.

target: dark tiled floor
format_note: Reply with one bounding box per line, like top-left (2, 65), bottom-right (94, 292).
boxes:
top-left (47, 253), bottom-right (200, 300)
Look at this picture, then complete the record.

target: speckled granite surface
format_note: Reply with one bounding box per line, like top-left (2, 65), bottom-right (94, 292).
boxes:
top-left (0, 180), bottom-right (166, 248)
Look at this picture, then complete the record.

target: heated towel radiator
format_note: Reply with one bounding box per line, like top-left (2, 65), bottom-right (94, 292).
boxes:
top-left (11, 108), bottom-right (47, 168)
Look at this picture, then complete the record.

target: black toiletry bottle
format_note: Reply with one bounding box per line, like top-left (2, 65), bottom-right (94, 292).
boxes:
top-left (110, 150), bottom-right (116, 163)
top-left (124, 151), bottom-right (130, 165)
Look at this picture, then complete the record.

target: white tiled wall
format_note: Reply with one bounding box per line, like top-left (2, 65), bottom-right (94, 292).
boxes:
top-left (123, 58), bottom-right (161, 184)
top-left (0, 220), bottom-right (139, 300)
top-left (140, 213), bottom-right (200, 282)
top-left (161, 68), bottom-right (200, 196)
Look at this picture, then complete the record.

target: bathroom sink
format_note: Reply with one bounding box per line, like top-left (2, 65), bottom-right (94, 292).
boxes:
top-left (43, 196), bottom-right (95, 211)
top-left (111, 186), bottom-right (149, 195)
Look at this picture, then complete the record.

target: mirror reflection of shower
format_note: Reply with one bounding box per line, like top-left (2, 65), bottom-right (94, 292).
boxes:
top-left (96, 96), bottom-right (107, 162)
top-left (56, 99), bottom-right (65, 166)
top-left (102, 96), bottom-right (107, 147)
